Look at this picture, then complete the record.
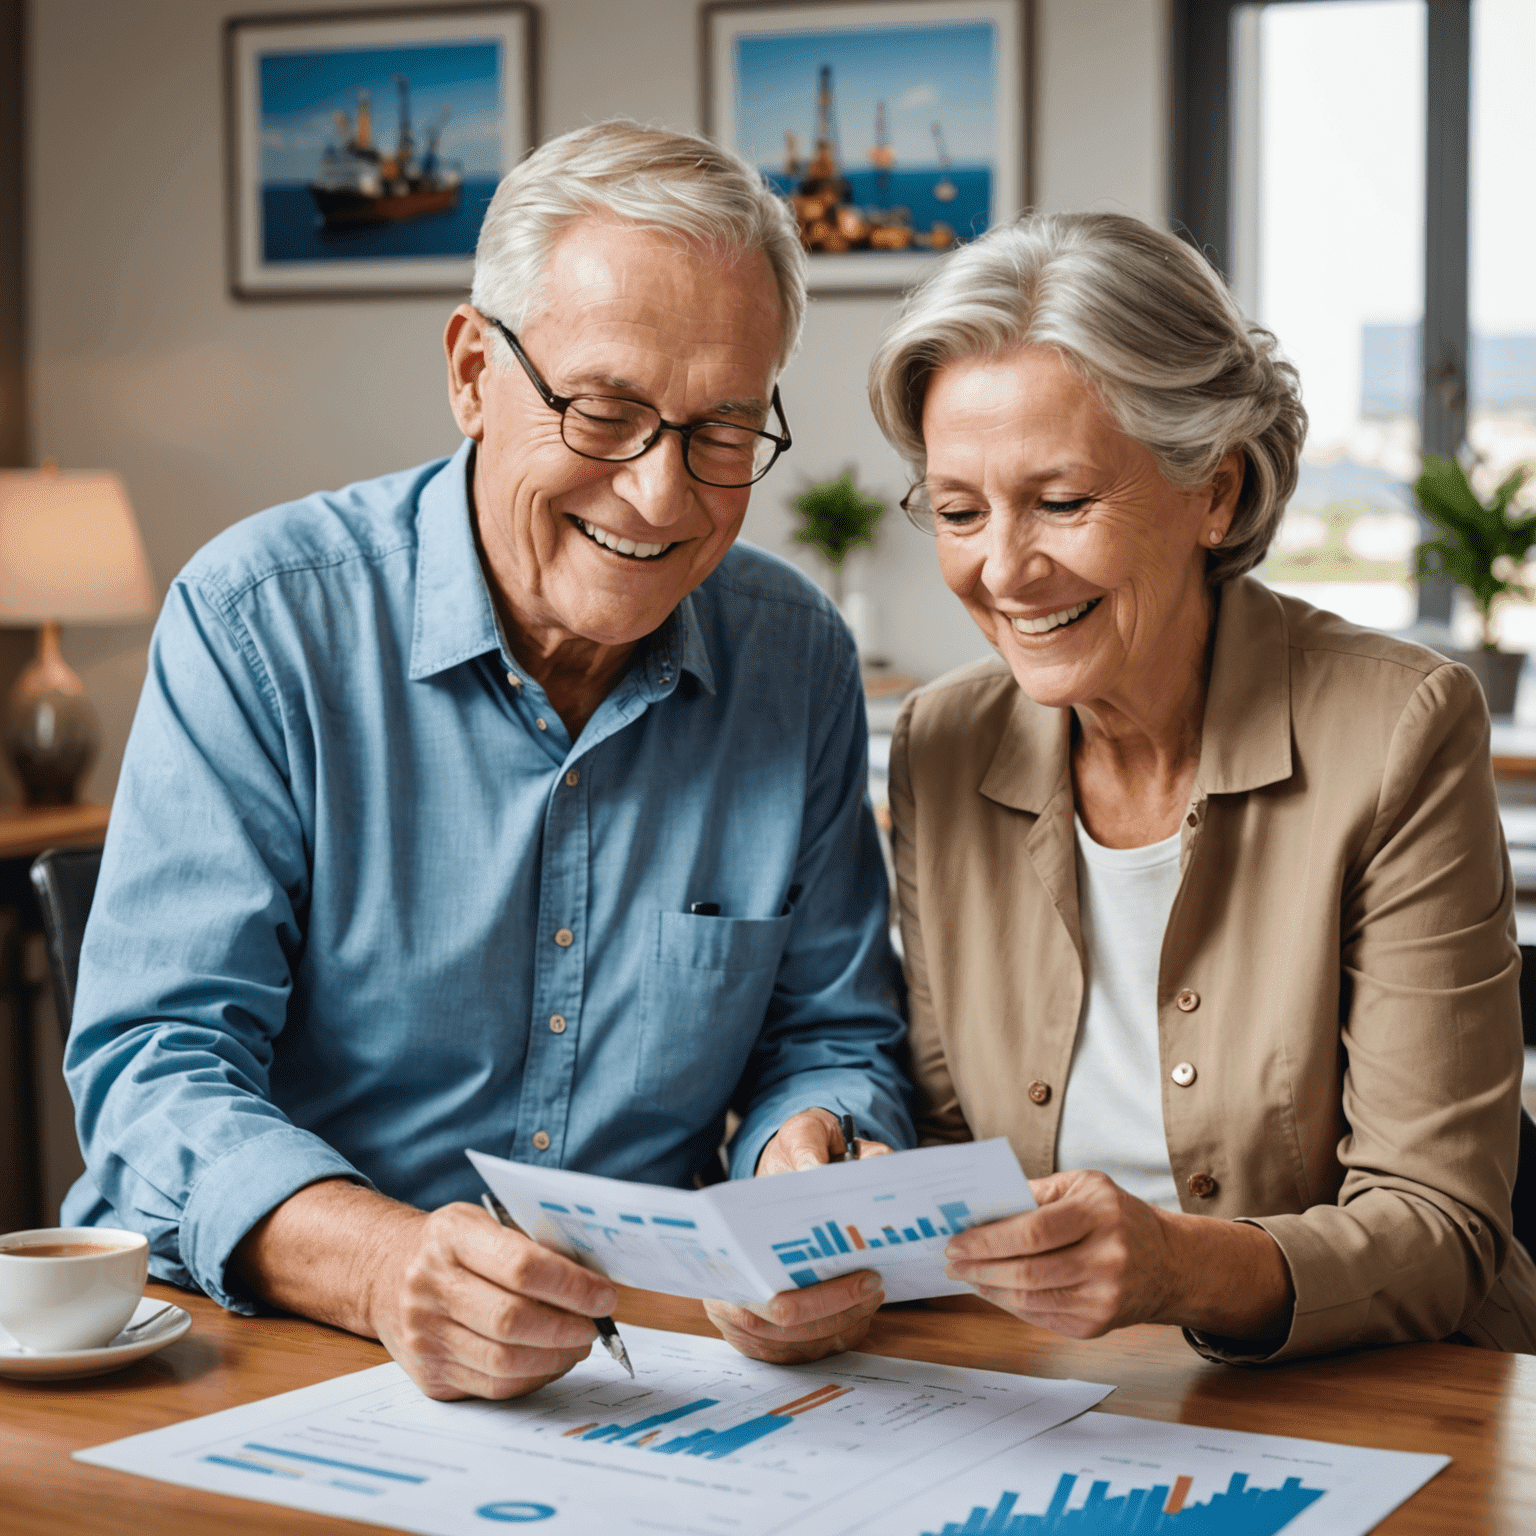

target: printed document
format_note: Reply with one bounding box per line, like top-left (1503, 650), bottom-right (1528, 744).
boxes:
top-left (76, 1325), bottom-right (1112, 1536)
top-left (468, 1137), bottom-right (1034, 1305)
top-left (832, 1409), bottom-right (1449, 1536)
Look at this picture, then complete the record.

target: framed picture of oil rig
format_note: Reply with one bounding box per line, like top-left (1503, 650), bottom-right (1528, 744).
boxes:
top-left (702, 0), bottom-right (1029, 294)
top-left (225, 4), bottom-right (537, 300)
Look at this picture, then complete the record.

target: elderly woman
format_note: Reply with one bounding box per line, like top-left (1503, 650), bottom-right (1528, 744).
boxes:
top-left (870, 211), bottom-right (1536, 1362)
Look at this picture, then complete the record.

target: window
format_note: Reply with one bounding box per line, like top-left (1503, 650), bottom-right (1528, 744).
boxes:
top-left (1174, 0), bottom-right (1533, 638)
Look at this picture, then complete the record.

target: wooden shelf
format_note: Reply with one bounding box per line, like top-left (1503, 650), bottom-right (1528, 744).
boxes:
top-left (0, 802), bottom-right (109, 862)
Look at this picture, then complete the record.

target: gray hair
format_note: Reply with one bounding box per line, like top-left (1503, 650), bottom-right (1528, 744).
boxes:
top-left (471, 120), bottom-right (808, 374)
top-left (867, 211), bottom-right (1307, 581)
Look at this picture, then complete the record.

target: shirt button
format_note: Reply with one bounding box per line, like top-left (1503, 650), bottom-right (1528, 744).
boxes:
top-left (531, 1130), bottom-right (551, 1151)
top-left (536, 717), bottom-right (548, 731)
top-left (554, 928), bottom-right (574, 947)
top-left (506, 671), bottom-right (521, 688)
top-left (565, 769), bottom-right (579, 787)
top-left (660, 675), bottom-right (672, 684)
top-left (1185, 811), bottom-right (1198, 828)
top-left (1176, 989), bottom-right (1200, 1012)
top-left (1188, 1172), bottom-right (1218, 1199)
top-left (1027, 1080), bottom-right (1051, 1106)
top-left (1171, 1061), bottom-right (1197, 1086)
top-left (549, 1014), bottom-right (567, 1033)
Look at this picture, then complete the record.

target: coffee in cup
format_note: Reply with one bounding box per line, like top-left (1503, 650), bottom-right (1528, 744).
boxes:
top-left (0, 1227), bottom-right (148, 1351)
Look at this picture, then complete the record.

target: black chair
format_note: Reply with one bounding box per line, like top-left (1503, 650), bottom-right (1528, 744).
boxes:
top-left (28, 843), bottom-right (102, 1043)
top-left (1516, 1106), bottom-right (1536, 1259)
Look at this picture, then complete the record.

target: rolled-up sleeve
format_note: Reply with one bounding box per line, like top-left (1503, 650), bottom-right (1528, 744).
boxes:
top-left (1190, 662), bottom-right (1527, 1363)
top-left (729, 644), bottom-right (914, 1177)
top-left (63, 575), bottom-right (365, 1313)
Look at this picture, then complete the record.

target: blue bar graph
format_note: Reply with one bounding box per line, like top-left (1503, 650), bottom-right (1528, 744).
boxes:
top-left (577, 1399), bottom-right (719, 1444)
top-left (562, 1383), bottom-right (852, 1462)
top-left (917, 1471), bottom-right (1326, 1534)
top-left (772, 1198), bottom-right (976, 1275)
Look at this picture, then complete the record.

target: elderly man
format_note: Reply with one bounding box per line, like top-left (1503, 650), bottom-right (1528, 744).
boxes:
top-left (63, 122), bottom-right (911, 1399)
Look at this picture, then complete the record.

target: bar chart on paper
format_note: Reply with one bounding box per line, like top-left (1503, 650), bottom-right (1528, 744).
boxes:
top-left (913, 1470), bottom-right (1325, 1534)
top-left (833, 1411), bottom-right (1449, 1536)
top-left (557, 1379), bottom-right (853, 1460)
top-left (470, 1138), bottom-right (1037, 1304)
top-left (77, 1326), bottom-right (1114, 1536)
top-left (525, 1193), bottom-right (751, 1296)
top-left (771, 1198), bottom-right (978, 1288)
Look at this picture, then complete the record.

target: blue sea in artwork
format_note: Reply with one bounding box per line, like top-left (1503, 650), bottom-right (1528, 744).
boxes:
top-left (261, 178), bottom-right (500, 264)
top-left (761, 166), bottom-right (992, 247)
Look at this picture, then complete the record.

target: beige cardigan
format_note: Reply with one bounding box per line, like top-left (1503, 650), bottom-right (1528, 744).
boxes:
top-left (889, 576), bottom-right (1536, 1361)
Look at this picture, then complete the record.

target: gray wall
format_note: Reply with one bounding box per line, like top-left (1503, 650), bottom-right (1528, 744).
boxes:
top-left (27, 0), bottom-right (1168, 801)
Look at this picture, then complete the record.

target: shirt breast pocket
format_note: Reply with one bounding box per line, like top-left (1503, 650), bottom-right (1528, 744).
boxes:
top-left (634, 909), bottom-right (794, 1116)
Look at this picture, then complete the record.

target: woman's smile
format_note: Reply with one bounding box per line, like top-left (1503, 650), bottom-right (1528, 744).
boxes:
top-left (1007, 597), bottom-right (1102, 635)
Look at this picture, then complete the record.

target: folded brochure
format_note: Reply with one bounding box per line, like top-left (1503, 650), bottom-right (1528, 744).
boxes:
top-left (467, 1137), bottom-right (1034, 1305)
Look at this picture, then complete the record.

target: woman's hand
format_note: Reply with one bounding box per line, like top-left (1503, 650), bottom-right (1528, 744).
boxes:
top-left (703, 1109), bottom-right (893, 1363)
top-left (944, 1169), bottom-right (1294, 1343)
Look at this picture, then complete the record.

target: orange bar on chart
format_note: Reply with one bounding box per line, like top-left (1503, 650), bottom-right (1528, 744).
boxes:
top-left (769, 1384), bottom-right (849, 1417)
top-left (1164, 1475), bottom-right (1194, 1514)
top-left (846, 1225), bottom-right (868, 1249)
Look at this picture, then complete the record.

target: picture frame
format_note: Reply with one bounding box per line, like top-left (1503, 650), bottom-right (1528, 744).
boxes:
top-left (224, 3), bottom-right (538, 301)
top-left (700, 0), bottom-right (1031, 295)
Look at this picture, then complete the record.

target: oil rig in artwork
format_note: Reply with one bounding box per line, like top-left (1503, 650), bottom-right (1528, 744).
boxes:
top-left (309, 74), bottom-right (463, 228)
top-left (782, 66), bottom-right (957, 255)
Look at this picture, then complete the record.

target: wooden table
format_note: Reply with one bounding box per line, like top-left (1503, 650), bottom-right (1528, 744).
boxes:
top-left (2, 1281), bottom-right (1533, 1535)
top-left (0, 801), bottom-right (109, 863)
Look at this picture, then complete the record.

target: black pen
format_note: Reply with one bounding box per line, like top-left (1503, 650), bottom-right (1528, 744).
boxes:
top-left (839, 1113), bottom-right (859, 1163)
top-left (480, 1191), bottom-right (635, 1378)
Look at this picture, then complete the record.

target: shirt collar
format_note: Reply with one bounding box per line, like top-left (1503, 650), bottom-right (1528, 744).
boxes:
top-left (410, 440), bottom-right (503, 682)
top-left (643, 591), bottom-right (717, 697)
top-left (1195, 574), bottom-right (1292, 794)
top-left (977, 574), bottom-right (1293, 813)
top-left (409, 437), bottom-right (717, 695)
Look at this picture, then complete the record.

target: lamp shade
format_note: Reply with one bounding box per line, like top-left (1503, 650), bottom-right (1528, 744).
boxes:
top-left (0, 469), bottom-right (156, 624)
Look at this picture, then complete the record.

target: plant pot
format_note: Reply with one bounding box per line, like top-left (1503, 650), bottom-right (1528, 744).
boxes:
top-left (1455, 648), bottom-right (1525, 716)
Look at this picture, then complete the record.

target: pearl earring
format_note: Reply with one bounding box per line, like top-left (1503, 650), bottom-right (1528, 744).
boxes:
top-left (1209, 529), bottom-right (1224, 546)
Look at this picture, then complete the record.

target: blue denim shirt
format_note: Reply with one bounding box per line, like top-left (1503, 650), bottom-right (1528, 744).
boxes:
top-left (62, 441), bottom-right (912, 1309)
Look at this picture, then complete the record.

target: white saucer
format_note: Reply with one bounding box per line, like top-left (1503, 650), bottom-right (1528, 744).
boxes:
top-left (0, 1295), bottom-right (192, 1380)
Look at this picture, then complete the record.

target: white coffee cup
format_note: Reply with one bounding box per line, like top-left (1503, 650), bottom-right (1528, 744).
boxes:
top-left (0, 1226), bottom-right (149, 1352)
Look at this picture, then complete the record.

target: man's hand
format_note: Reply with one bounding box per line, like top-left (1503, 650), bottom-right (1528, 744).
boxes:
top-left (755, 1106), bottom-right (893, 1174)
top-left (704, 1108), bottom-right (892, 1363)
top-left (704, 1270), bottom-right (884, 1364)
top-left (943, 1169), bottom-right (1293, 1343)
top-left (234, 1181), bottom-right (617, 1401)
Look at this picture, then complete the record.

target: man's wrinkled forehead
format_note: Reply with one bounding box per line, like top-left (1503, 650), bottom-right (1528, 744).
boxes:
top-left (526, 218), bottom-right (784, 410)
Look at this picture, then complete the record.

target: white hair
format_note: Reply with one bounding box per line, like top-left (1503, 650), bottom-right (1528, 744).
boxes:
top-left (470, 120), bottom-right (807, 374)
top-left (867, 211), bottom-right (1307, 581)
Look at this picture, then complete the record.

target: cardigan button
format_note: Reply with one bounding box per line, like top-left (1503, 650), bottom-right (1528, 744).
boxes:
top-left (1171, 1061), bottom-right (1197, 1086)
top-left (1175, 989), bottom-right (1200, 1012)
top-left (1188, 1172), bottom-right (1218, 1199)
top-left (1027, 1080), bottom-right (1052, 1106)
top-left (531, 1130), bottom-right (551, 1151)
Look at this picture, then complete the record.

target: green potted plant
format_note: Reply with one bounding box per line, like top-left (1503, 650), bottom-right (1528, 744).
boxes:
top-left (1413, 456), bottom-right (1536, 715)
top-left (791, 469), bottom-right (886, 606)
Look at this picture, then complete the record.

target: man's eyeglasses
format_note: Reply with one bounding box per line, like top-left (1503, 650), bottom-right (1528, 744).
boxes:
top-left (486, 317), bottom-right (792, 489)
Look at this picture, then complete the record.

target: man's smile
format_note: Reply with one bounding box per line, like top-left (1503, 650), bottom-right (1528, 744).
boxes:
top-left (571, 514), bottom-right (677, 561)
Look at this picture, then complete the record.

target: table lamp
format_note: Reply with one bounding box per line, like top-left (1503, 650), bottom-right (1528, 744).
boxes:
top-left (0, 464), bottom-right (155, 804)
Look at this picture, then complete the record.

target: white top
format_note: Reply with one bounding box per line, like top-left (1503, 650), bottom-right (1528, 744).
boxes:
top-left (1055, 816), bottom-right (1184, 1211)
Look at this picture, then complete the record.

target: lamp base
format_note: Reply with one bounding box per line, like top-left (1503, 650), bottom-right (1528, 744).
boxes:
top-left (4, 621), bottom-right (100, 806)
